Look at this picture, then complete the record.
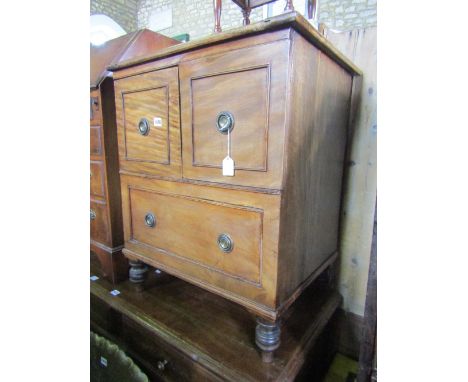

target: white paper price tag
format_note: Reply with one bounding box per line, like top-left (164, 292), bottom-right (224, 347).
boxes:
top-left (154, 117), bottom-right (162, 127)
top-left (110, 289), bottom-right (120, 296)
top-left (222, 128), bottom-right (235, 176)
top-left (223, 156), bottom-right (234, 176)
top-left (90, 275), bottom-right (99, 281)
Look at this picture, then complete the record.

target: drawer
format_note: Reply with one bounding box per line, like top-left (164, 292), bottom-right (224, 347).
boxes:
top-left (114, 67), bottom-right (181, 178)
top-left (121, 176), bottom-right (281, 308)
top-left (91, 200), bottom-right (110, 246)
top-left (90, 125), bottom-right (103, 156)
top-left (90, 160), bottom-right (106, 197)
top-left (128, 187), bottom-right (262, 284)
top-left (90, 90), bottom-right (101, 124)
top-left (179, 40), bottom-right (290, 189)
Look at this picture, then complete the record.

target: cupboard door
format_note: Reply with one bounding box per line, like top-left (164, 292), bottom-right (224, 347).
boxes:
top-left (179, 40), bottom-right (290, 189)
top-left (114, 67), bottom-right (181, 178)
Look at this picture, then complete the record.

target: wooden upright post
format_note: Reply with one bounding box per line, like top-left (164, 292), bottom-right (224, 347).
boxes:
top-left (242, 7), bottom-right (252, 25)
top-left (214, 0), bottom-right (222, 33)
top-left (284, 0), bottom-right (294, 11)
top-left (308, 0), bottom-right (317, 20)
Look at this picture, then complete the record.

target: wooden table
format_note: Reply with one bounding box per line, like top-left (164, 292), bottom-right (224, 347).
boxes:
top-left (90, 259), bottom-right (342, 381)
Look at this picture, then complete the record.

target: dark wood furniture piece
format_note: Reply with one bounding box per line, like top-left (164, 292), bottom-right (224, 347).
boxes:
top-left (90, 30), bottom-right (179, 284)
top-left (108, 12), bottom-right (361, 361)
top-left (90, 259), bottom-right (341, 381)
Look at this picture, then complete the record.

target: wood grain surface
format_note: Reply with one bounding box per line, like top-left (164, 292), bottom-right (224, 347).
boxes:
top-left (277, 30), bottom-right (353, 306)
top-left (110, 23), bottom-right (360, 324)
top-left (115, 67), bottom-right (182, 178)
top-left (180, 39), bottom-right (290, 189)
top-left (90, 30), bottom-right (179, 283)
top-left (90, 259), bottom-right (342, 382)
top-left (120, 174), bottom-right (281, 317)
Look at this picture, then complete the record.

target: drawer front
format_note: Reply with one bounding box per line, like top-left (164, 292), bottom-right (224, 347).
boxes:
top-left (90, 125), bottom-right (103, 156)
top-left (179, 40), bottom-right (290, 189)
top-left (121, 176), bottom-right (281, 308)
top-left (90, 160), bottom-right (106, 197)
top-left (90, 90), bottom-right (101, 124)
top-left (114, 67), bottom-right (181, 178)
top-left (129, 188), bottom-right (261, 284)
top-left (91, 200), bottom-right (110, 246)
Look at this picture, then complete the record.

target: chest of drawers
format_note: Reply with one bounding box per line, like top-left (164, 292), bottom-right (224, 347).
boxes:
top-left (90, 30), bottom-right (179, 283)
top-left (109, 12), bottom-right (361, 360)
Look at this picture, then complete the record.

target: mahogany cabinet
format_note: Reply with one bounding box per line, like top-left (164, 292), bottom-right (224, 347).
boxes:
top-left (90, 30), bottom-right (179, 283)
top-left (109, 12), bottom-right (361, 360)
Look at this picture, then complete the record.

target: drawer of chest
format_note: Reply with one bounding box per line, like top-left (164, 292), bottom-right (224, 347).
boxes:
top-left (179, 40), bottom-right (290, 190)
top-left (90, 90), bottom-right (101, 124)
top-left (90, 125), bottom-right (103, 156)
top-left (127, 187), bottom-right (261, 284)
top-left (90, 160), bottom-right (106, 198)
top-left (90, 200), bottom-right (110, 246)
top-left (121, 176), bottom-right (281, 307)
top-left (114, 67), bottom-right (181, 178)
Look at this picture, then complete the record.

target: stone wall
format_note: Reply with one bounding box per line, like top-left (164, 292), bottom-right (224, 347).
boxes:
top-left (318, 0), bottom-right (377, 30)
top-left (91, 0), bottom-right (377, 37)
top-left (137, 0), bottom-right (263, 40)
top-left (91, 0), bottom-right (139, 32)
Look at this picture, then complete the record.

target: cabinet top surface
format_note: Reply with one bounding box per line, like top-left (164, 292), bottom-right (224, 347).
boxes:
top-left (108, 11), bottom-right (362, 76)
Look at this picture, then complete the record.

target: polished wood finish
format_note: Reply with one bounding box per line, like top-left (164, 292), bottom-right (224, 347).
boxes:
top-left (120, 174), bottom-right (281, 312)
top-left (90, 260), bottom-right (341, 381)
top-left (179, 40), bottom-right (289, 189)
top-left (111, 13), bottom-right (360, 358)
top-left (277, 30), bottom-right (353, 306)
top-left (90, 31), bottom-right (180, 284)
top-left (114, 67), bottom-right (182, 178)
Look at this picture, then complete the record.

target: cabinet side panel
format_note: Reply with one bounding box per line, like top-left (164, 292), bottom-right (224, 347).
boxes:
top-left (101, 78), bottom-right (124, 247)
top-left (278, 31), bottom-right (353, 305)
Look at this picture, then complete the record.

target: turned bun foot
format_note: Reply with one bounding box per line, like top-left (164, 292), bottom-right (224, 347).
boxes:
top-left (129, 260), bottom-right (149, 292)
top-left (255, 317), bottom-right (281, 363)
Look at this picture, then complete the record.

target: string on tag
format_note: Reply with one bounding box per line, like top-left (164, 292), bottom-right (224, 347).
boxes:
top-left (227, 127), bottom-right (231, 157)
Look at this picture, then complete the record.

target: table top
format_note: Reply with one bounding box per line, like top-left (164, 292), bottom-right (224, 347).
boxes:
top-left (90, 259), bottom-right (342, 382)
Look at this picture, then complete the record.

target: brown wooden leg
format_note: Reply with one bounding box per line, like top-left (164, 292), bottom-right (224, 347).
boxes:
top-left (213, 0), bottom-right (222, 33)
top-left (284, 0), bottom-right (294, 11)
top-left (129, 259), bottom-right (148, 292)
top-left (255, 317), bottom-right (281, 363)
top-left (242, 7), bottom-right (251, 25)
top-left (308, 0), bottom-right (317, 19)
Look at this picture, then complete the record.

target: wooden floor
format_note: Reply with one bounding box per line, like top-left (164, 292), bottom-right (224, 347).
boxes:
top-left (91, 258), bottom-right (342, 381)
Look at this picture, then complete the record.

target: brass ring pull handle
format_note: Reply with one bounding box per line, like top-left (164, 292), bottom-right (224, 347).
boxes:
top-left (144, 212), bottom-right (156, 228)
top-left (217, 233), bottom-right (233, 253)
top-left (90, 209), bottom-right (96, 221)
top-left (216, 111), bottom-right (234, 134)
top-left (138, 118), bottom-right (150, 136)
